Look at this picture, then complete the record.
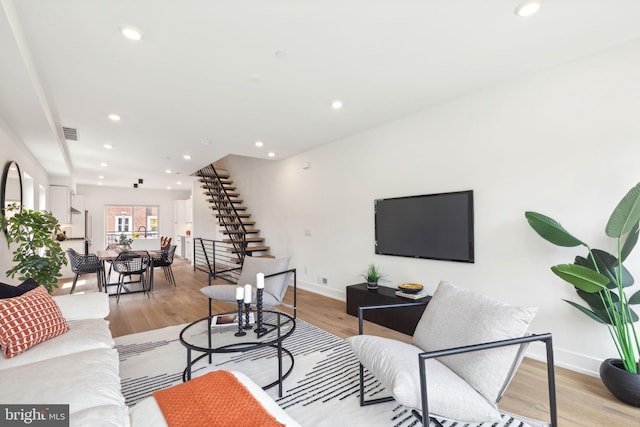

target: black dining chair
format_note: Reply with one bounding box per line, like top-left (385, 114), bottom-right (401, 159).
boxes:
top-left (111, 250), bottom-right (150, 303)
top-left (66, 248), bottom-right (104, 294)
top-left (152, 244), bottom-right (177, 287)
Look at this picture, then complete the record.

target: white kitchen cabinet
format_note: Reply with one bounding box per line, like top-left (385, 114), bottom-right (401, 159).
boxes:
top-left (50, 185), bottom-right (71, 224)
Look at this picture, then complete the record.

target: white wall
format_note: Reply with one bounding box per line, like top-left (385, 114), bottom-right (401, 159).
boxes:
top-left (0, 122), bottom-right (50, 284)
top-left (77, 184), bottom-right (190, 253)
top-left (216, 38), bottom-right (640, 375)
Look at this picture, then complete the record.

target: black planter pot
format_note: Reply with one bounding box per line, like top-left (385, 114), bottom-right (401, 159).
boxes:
top-left (366, 282), bottom-right (379, 291)
top-left (599, 358), bottom-right (640, 407)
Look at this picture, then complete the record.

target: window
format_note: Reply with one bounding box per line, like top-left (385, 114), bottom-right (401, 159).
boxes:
top-left (105, 205), bottom-right (159, 244)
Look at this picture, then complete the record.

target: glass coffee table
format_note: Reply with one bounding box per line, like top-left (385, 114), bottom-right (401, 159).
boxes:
top-left (179, 309), bottom-right (296, 397)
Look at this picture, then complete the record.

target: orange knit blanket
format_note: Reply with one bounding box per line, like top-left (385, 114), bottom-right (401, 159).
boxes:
top-left (153, 371), bottom-right (286, 427)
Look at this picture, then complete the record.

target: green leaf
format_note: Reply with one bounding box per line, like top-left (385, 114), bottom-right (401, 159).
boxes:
top-left (525, 211), bottom-right (585, 247)
top-left (621, 222), bottom-right (639, 262)
top-left (551, 264), bottom-right (610, 293)
top-left (575, 250), bottom-right (634, 289)
top-left (576, 289), bottom-right (618, 311)
top-left (563, 300), bottom-right (607, 324)
top-left (628, 290), bottom-right (640, 305)
top-left (606, 182), bottom-right (640, 238)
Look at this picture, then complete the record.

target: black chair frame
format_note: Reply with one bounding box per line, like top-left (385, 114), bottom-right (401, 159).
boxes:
top-left (356, 303), bottom-right (558, 427)
top-left (66, 248), bottom-right (104, 294)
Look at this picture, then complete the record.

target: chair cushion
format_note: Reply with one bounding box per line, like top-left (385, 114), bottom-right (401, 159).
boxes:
top-left (237, 257), bottom-right (290, 301)
top-left (0, 278), bottom-right (40, 299)
top-left (0, 285), bottom-right (70, 358)
top-left (412, 281), bottom-right (537, 405)
top-left (347, 335), bottom-right (502, 422)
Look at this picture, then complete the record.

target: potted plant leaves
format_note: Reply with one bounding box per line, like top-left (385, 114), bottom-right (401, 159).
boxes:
top-left (525, 182), bottom-right (640, 406)
top-left (0, 204), bottom-right (67, 294)
top-left (361, 264), bottom-right (386, 290)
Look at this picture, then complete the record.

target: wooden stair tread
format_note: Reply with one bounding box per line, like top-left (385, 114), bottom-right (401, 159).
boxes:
top-left (216, 213), bottom-right (251, 218)
top-left (204, 191), bottom-right (239, 197)
top-left (200, 184), bottom-right (236, 191)
top-left (228, 246), bottom-right (270, 253)
top-left (218, 221), bottom-right (256, 226)
top-left (223, 237), bottom-right (264, 243)
top-left (207, 198), bottom-right (246, 205)
top-left (221, 229), bottom-right (260, 234)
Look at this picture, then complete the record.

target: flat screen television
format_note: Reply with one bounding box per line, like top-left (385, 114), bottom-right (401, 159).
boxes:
top-left (374, 190), bottom-right (474, 263)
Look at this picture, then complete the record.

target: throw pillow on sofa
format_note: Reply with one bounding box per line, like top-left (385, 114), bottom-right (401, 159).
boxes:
top-left (0, 285), bottom-right (69, 358)
top-left (0, 278), bottom-right (40, 299)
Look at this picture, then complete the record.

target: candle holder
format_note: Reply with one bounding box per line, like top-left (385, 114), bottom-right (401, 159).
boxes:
top-left (235, 299), bottom-right (246, 337)
top-left (243, 303), bottom-right (252, 329)
top-left (254, 288), bottom-right (267, 336)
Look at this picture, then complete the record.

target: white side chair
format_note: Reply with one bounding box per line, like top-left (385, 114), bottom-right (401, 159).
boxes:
top-left (200, 256), bottom-right (297, 318)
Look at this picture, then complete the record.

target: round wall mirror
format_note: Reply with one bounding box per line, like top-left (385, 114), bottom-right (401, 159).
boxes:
top-left (1, 161), bottom-right (23, 228)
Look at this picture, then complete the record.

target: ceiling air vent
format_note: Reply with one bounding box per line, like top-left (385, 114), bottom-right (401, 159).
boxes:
top-left (62, 126), bottom-right (78, 141)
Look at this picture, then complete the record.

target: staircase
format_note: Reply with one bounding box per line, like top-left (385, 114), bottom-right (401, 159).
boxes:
top-left (195, 163), bottom-right (270, 265)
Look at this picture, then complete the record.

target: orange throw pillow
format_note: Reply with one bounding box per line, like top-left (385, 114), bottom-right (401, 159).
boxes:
top-left (0, 285), bottom-right (69, 358)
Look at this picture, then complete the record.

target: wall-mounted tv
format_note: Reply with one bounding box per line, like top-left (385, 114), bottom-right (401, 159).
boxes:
top-left (374, 190), bottom-right (474, 263)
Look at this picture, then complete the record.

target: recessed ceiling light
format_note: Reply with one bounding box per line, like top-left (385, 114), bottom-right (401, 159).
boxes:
top-left (165, 169), bottom-right (172, 174)
top-left (104, 144), bottom-right (113, 149)
top-left (268, 152), bottom-right (275, 158)
top-left (177, 181), bottom-right (182, 185)
top-left (183, 154), bottom-right (191, 160)
top-left (255, 141), bottom-right (264, 148)
top-left (331, 100), bottom-right (343, 110)
top-left (515, 1), bottom-right (541, 17)
top-left (98, 182), bottom-right (103, 186)
top-left (121, 26), bottom-right (143, 41)
top-left (108, 114), bottom-right (121, 121)
top-left (166, 186), bottom-right (171, 190)
top-left (100, 162), bottom-right (108, 167)
top-left (98, 175), bottom-right (104, 179)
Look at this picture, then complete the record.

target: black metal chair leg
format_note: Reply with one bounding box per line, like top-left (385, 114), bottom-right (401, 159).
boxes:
top-left (70, 274), bottom-right (79, 294)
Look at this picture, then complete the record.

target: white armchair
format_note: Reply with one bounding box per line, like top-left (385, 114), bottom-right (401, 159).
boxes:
top-left (347, 281), bottom-right (557, 426)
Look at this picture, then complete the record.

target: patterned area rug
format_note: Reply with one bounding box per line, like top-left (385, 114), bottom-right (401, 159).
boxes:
top-left (115, 319), bottom-right (539, 427)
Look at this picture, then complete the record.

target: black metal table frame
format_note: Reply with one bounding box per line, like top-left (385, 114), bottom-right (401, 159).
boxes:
top-left (179, 310), bottom-right (296, 397)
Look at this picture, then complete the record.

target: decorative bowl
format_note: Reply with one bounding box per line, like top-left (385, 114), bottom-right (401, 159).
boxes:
top-left (398, 283), bottom-right (423, 294)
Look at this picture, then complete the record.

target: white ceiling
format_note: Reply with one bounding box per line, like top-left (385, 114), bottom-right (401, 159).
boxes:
top-left (2, 0), bottom-right (640, 190)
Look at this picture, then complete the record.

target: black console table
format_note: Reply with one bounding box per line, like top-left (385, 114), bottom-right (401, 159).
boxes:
top-left (346, 283), bottom-right (430, 335)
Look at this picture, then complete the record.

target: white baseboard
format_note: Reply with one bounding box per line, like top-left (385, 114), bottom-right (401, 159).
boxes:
top-left (527, 345), bottom-right (601, 377)
top-left (296, 280), bottom-right (345, 301)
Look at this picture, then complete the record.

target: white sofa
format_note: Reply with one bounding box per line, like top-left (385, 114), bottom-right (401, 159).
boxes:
top-left (0, 292), bottom-right (129, 426)
top-left (0, 292), bottom-right (300, 427)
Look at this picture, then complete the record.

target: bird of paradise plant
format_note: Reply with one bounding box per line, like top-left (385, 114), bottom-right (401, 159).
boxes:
top-left (525, 183), bottom-right (640, 374)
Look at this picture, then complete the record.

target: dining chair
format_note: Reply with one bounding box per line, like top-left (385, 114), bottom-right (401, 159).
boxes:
top-left (66, 248), bottom-right (104, 293)
top-left (152, 245), bottom-right (177, 286)
top-left (111, 251), bottom-right (150, 303)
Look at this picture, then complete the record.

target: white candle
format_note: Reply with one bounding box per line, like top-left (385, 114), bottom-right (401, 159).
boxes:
top-left (235, 286), bottom-right (244, 301)
top-left (257, 272), bottom-right (265, 289)
top-left (244, 284), bottom-right (252, 304)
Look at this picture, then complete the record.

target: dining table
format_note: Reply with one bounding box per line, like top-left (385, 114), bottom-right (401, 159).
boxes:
top-left (97, 249), bottom-right (164, 296)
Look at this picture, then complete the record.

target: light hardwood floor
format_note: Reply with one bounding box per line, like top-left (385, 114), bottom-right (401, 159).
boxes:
top-left (58, 257), bottom-right (640, 426)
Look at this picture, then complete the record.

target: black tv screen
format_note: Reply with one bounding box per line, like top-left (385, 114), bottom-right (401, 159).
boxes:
top-left (374, 190), bottom-right (474, 263)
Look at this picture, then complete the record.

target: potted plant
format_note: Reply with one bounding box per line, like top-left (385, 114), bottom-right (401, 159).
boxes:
top-left (117, 233), bottom-right (133, 251)
top-left (525, 182), bottom-right (640, 406)
top-left (0, 204), bottom-right (67, 294)
top-left (361, 264), bottom-right (386, 290)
